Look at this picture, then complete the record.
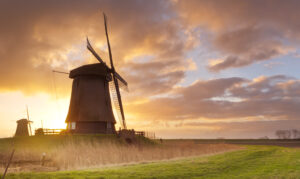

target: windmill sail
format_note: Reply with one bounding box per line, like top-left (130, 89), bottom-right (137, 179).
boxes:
top-left (104, 13), bottom-right (127, 129)
top-left (115, 72), bottom-right (128, 91)
top-left (109, 81), bottom-right (125, 128)
top-left (26, 106), bottom-right (32, 136)
top-left (83, 13), bottom-right (128, 130)
top-left (113, 76), bottom-right (127, 129)
top-left (87, 38), bottom-right (106, 64)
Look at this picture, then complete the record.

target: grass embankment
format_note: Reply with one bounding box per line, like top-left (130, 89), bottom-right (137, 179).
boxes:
top-left (0, 135), bottom-right (155, 171)
top-left (0, 134), bottom-right (155, 151)
top-left (5, 145), bottom-right (300, 179)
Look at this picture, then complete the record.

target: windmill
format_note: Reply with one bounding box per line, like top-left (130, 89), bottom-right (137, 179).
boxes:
top-left (65, 13), bottom-right (128, 134)
top-left (15, 106), bottom-right (33, 137)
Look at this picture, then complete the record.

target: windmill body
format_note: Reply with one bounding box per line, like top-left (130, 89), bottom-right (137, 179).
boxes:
top-left (15, 119), bottom-right (30, 136)
top-left (66, 63), bottom-right (116, 134)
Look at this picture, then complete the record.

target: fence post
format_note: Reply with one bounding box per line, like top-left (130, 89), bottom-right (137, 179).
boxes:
top-left (2, 149), bottom-right (15, 179)
top-left (41, 152), bottom-right (46, 166)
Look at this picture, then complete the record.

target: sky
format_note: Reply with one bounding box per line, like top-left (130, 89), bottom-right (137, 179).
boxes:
top-left (1, 0), bottom-right (300, 139)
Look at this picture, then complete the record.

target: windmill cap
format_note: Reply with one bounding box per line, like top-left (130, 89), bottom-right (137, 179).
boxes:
top-left (17, 119), bottom-right (30, 123)
top-left (69, 63), bottom-right (110, 79)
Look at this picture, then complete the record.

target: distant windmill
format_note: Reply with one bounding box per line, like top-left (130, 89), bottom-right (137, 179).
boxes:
top-left (65, 13), bottom-right (128, 134)
top-left (15, 106), bottom-right (33, 137)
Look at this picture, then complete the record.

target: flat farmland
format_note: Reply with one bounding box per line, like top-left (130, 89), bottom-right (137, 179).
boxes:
top-left (174, 139), bottom-right (300, 148)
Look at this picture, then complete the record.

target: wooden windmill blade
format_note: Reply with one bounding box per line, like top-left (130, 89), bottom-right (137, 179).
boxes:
top-left (103, 13), bottom-right (114, 70)
top-left (116, 78), bottom-right (129, 92)
top-left (104, 13), bottom-right (127, 129)
top-left (87, 37), bottom-right (107, 65)
top-left (109, 81), bottom-right (126, 128)
top-left (113, 76), bottom-right (127, 129)
top-left (26, 105), bottom-right (32, 136)
top-left (103, 13), bottom-right (128, 91)
top-left (103, 13), bottom-right (128, 90)
top-left (115, 72), bottom-right (129, 92)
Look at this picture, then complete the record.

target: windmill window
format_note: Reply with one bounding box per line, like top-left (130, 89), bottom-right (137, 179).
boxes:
top-left (107, 122), bottom-right (111, 129)
top-left (71, 122), bottom-right (76, 130)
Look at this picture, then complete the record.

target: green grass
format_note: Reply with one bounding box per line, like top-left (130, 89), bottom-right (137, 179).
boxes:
top-left (4, 145), bottom-right (300, 179)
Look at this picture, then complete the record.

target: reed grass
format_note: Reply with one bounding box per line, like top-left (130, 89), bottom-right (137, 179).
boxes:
top-left (50, 140), bottom-right (239, 170)
top-left (0, 136), bottom-right (241, 172)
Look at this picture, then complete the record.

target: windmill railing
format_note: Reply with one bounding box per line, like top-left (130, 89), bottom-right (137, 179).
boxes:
top-left (35, 128), bottom-right (65, 136)
top-left (117, 129), bottom-right (155, 139)
top-left (135, 131), bottom-right (156, 139)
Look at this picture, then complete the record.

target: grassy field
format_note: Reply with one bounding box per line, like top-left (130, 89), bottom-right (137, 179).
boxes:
top-left (3, 145), bottom-right (300, 179)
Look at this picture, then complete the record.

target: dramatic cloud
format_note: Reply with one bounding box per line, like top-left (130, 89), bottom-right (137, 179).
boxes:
top-left (0, 0), bottom-right (192, 96)
top-left (209, 26), bottom-right (290, 72)
top-left (128, 75), bottom-right (300, 122)
top-left (175, 0), bottom-right (300, 71)
top-left (2, 0), bottom-right (300, 94)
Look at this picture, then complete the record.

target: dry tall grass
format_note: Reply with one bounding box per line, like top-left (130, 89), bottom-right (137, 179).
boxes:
top-left (50, 140), bottom-right (240, 170)
top-left (0, 138), bottom-right (241, 172)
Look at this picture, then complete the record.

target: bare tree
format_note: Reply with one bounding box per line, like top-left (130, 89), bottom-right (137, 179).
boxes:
top-left (276, 130), bottom-right (284, 139)
top-left (275, 130), bottom-right (292, 139)
top-left (286, 130), bottom-right (292, 139)
top-left (292, 129), bottom-right (300, 139)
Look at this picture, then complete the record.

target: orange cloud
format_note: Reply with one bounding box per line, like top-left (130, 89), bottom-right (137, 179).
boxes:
top-left (126, 75), bottom-right (300, 125)
top-left (0, 0), bottom-right (188, 97)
